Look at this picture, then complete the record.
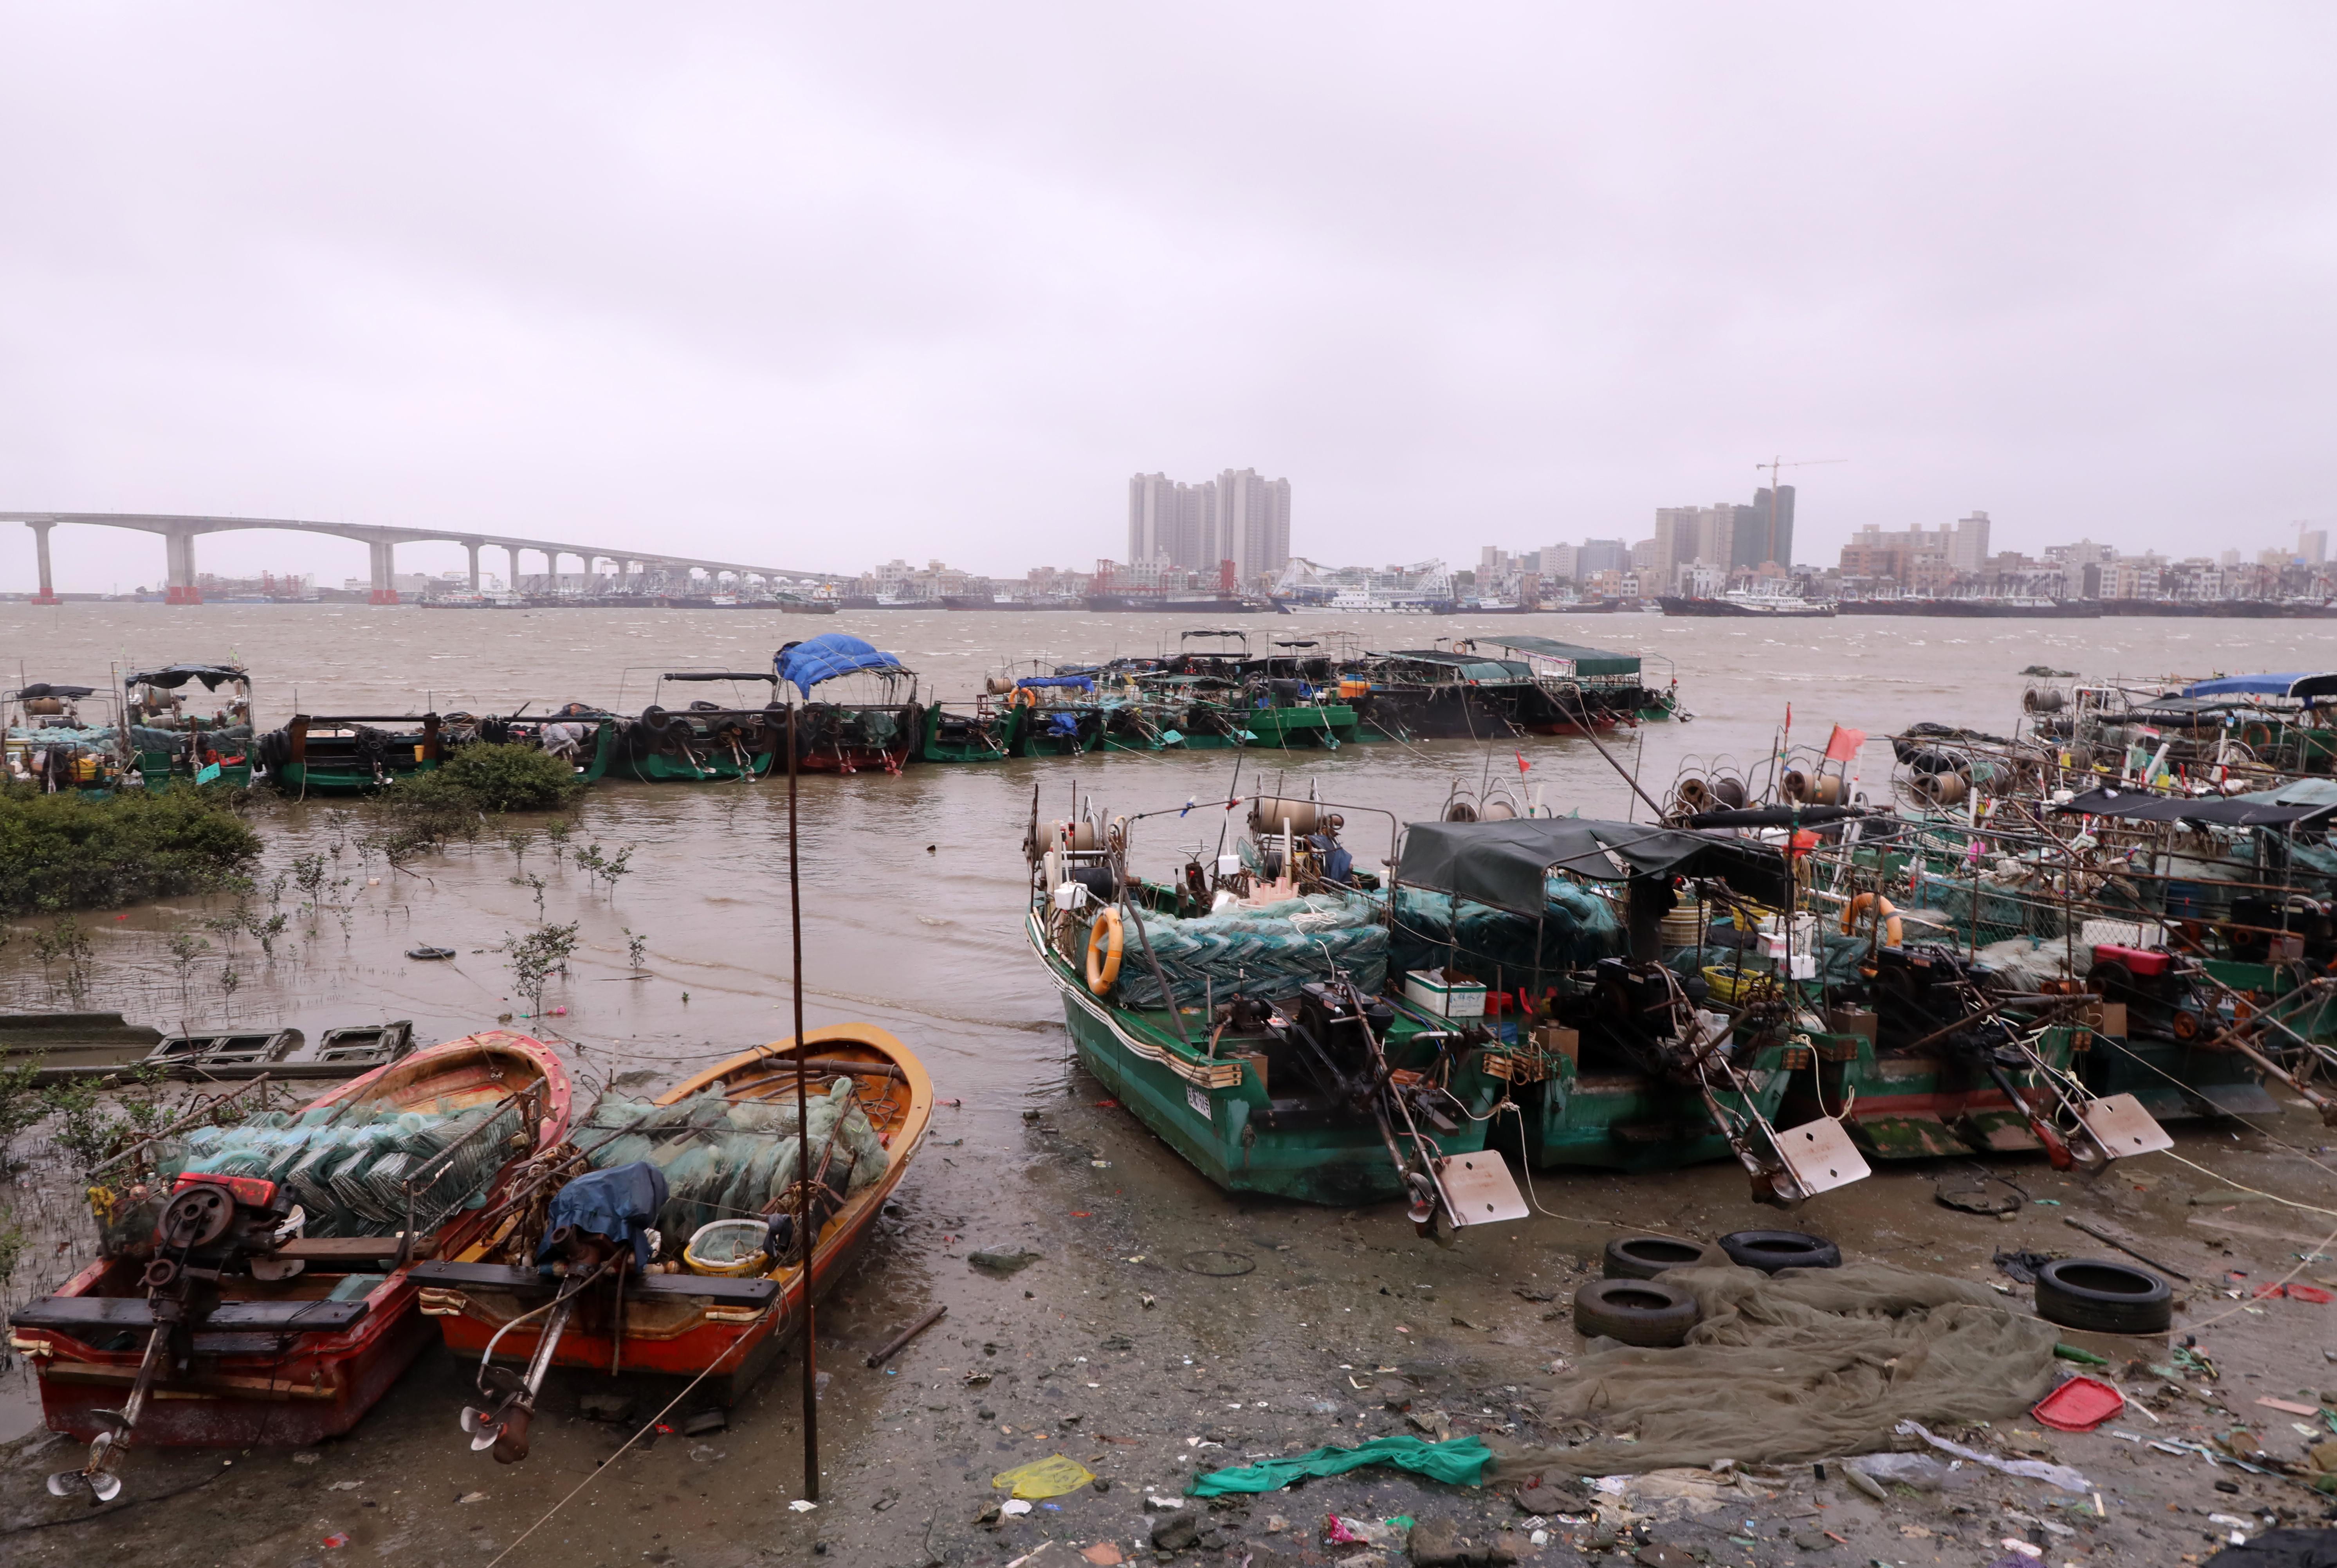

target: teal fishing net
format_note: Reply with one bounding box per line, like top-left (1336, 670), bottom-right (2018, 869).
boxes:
top-left (161, 1094), bottom-right (525, 1238)
top-left (1390, 880), bottom-right (1623, 984)
top-left (574, 1078), bottom-right (885, 1243)
top-left (1111, 893), bottom-right (1388, 1008)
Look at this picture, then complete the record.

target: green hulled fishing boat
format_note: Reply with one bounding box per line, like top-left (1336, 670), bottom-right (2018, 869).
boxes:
top-left (124, 664), bottom-right (256, 791)
top-left (609, 672), bottom-right (789, 781)
top-left (258, 713), bottom-right (444, 795)
top-left (1024, 796), bottom-right (1517, 1224)
top-left (921, 701), bottom-right (1021, 762)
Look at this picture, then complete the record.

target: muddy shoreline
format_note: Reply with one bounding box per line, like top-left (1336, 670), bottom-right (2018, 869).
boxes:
top-left (8, 1075), bottom-right (2337, 1566)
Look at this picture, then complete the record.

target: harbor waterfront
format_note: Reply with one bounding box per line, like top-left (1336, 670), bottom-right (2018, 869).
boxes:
top-left (4, 602), bottom-right (2337, 1564)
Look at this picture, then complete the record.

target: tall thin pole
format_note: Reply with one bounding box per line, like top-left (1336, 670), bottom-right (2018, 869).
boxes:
top-left (787, 701), bottom-right (819, 1500)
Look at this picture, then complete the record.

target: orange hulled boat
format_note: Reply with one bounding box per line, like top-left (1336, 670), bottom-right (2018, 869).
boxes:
top-left (410, 1024), bottom-right (930, 1455)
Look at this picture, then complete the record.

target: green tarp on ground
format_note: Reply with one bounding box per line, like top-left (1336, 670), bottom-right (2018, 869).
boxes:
top-left (1186, 1434), bottom-right (1493, 1496)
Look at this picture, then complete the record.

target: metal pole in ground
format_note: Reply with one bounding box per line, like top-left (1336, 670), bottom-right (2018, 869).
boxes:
top-left (787, 699), bottom-right (819, 1501)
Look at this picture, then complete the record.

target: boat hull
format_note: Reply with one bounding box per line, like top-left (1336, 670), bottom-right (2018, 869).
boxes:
top-left (17, 1030), bottom-right (572, 1446)
top-left (1510, 1045), bottom-right (1796, 1171)
top-left (1033, 912), bottom-right (1497, 1205)
top-left (417, 1025), bottom-right (930, 1404)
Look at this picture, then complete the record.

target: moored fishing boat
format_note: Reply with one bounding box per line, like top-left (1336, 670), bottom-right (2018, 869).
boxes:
top-left (13, 1030), bottom-right (571, 1493)
top-left (776, 634), bottom-right (921, 774)
top-left (1024, 793), bottom-right (1524, 1227)
top-left (611, 672), bottom-right (788, 781)
top-left (409, 1026), bottom-right (930, 1450)
top-left (921, 698), bottom-right (1022, 762)
top-left (4, 680), bottom-right (131, 794)
top-left (1477, 635), bottom-right (1681, 731)
top-left (123, 663), bottom-right (256, 789)
top-left (256, 712), bottom-right (445, 794)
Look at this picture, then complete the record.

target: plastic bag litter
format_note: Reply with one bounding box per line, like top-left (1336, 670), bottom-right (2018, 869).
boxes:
top-left (1845, 1453), bottom-right (1953, 1490)
top-left (991, 1455), bottom-right (1097, 1500)
top-left (1188, 1435), bottom-right (1493, 1496)
top-left (1895, 1420), bottom-right (2090, 1494)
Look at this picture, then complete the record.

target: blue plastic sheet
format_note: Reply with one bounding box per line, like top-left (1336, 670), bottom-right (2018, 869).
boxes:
top-left (542, 1161), bottom-right (669, 1271)
top-left (774, 635), bottom-right (904, 697)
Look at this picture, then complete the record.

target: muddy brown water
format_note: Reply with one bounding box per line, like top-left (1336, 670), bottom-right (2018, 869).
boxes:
top-left (4, 605), bottom-right (2336, 1565)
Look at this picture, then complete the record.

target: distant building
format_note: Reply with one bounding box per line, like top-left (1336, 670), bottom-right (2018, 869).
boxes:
top-left (1126, 469), bottom-right (1290, 580)
top-left (2299, 523), bottom-right (2328, 565)
top-left (1949, 511), bottom-right (1991, 574)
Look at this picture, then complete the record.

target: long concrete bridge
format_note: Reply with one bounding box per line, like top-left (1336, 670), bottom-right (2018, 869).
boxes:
top-left (2, 511), bottom-right (847, 604)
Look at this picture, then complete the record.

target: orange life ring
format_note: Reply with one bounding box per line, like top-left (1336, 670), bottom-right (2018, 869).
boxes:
top-left (1841, 892), bottom-right (1903, 946)
top-left (1085, 907), bottom-right (1124, 995)
top-left (1010, 687), bottom-right (1039, 709)
top-left (2240, 720), bottom-right (2276, 751)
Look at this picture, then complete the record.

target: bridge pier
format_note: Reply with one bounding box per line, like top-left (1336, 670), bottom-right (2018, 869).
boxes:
top-left (465, 541), bottom-right (481, 593)
top-left (369, 541), bottom-right (399, 605)
top-left (165, 527), bottom-right (201, 605)
top-left (27, 521), bottom-right (59, 604)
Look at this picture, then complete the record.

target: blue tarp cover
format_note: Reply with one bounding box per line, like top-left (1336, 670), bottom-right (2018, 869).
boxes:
top-left (2184, 672), bottom-right (2328, 699)
top-left (774, 635), bottom-right (905, 697)
top-left (541, 1161), bottom-right (669, 1272)
top-left (1016, 675), bottom-right (1096, 693)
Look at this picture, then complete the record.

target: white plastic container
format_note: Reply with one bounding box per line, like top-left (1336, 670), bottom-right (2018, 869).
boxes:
top-left (1405, 968), bottom-right (1487, 1018)
top-left (1053, 881), bottom-right (1089, 912)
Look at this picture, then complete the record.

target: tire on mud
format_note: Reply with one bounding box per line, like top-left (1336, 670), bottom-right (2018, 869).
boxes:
top-left (1718, 1230), bottom-right (1842, 1273)
top-left (1572, 1278), bottom-right (1701, 1348)
top-left (2033, 1259), bottom-right (2173, 1334)
top-left (1603, 1236), bottom-right (1707, 1280)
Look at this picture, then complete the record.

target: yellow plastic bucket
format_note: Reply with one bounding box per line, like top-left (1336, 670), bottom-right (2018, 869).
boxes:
top-left (683, 1219), bottom-right (770, 1277)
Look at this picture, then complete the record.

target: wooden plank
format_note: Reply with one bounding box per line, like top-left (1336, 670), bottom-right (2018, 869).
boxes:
top-left (11, 1297), bottom-right (369, 1332)
top-left (266, 1236), bottom-right (436, 1263)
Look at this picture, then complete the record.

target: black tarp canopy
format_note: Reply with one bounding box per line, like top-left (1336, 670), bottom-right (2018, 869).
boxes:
top-left (2056, 787), bottom-right (2335, 828)
top-left (1396, 817), bottom-right (1789, 911)
top-left (124, 664), bottom-right (247, 690)
top-left (12, 683), bottom-right (95, 699)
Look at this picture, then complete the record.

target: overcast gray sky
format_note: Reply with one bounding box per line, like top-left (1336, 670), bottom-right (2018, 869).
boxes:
top-left (4, 5), bottom-right (2332, 590)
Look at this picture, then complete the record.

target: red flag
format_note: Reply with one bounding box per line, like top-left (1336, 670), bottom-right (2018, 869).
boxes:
top-left (1824, 725), bottom-right (1866, 763)
top-left (1516, 751), bottom-right (1529, 775)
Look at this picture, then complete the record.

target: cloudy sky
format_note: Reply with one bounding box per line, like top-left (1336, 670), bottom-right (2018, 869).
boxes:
top-left (2, 5), bottom-right (2331, 590)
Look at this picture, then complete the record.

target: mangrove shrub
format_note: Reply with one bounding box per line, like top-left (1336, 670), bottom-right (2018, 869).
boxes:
top-left (0, 785), bottom-right (261, 914)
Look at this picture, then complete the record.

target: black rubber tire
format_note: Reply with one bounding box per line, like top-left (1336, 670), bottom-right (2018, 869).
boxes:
top-left (2034, 1258), bottom-right (2173, 1334)
top-left (1572, 1279), bottom-right (1700, 1348)
top-left (640, 705), bottom-right (672, 733)
top-left (1603, 1236), bottom-right (1707, 1280)
top-left (1719, 1230), bottom-right (1842, 1273)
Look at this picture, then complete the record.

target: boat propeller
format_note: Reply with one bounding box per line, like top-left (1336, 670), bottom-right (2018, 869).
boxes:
top-left (463, 1230), bottom-right (618, 1464)
top-left (49, 1177), bottom-right (289, 1505)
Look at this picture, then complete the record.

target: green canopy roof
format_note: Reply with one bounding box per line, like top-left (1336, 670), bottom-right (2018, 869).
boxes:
top-left (1481, 636), bottom-right (1641, 678)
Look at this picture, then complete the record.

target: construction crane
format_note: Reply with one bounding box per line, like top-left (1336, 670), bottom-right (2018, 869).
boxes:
top-left (1753, 455), bottom-right (1847, 569)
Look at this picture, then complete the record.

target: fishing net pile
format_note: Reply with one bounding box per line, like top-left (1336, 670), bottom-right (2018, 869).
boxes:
top-left (130, 722), bottom-right (254, 755)
top-left (1114, 893), bottom-right (1387, 1008)
top-left (575, 1078), bottom-right (887, 1243)
top-left (159, 1097), bottom-right (527, 1236)
top-left (1498, 1245), bottom-right (2061, 1479)
top-left (1391, 880), bottom-right (1623, 983)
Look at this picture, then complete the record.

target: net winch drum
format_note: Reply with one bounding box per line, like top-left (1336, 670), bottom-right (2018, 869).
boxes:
top-left (1248, 798), bottom-right (1343, 838)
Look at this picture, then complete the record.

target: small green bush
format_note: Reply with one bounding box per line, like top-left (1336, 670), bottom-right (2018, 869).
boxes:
top-left (0, 785), bottom-right (261, 914)
top-left (395, 743), bottom-right (583, 816)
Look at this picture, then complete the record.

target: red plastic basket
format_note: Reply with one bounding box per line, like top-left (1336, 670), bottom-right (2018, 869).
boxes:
top-left (2032, 1375), bottom-right (2124, 1433)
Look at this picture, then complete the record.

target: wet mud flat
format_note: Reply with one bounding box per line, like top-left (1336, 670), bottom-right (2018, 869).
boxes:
top-left (7, 1083), bottom-right (2337, 1568)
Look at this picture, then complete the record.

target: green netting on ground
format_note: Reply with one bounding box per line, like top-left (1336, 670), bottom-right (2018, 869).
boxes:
top-left (1391, 880), bottom-right (1623, 987)
top-left (159, 1095), bottom-right (525, 1237)
top-left (1112, 892), bottom-right (1387, 1008)
top-left (576, 1078), bottom-right (885, 1242)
